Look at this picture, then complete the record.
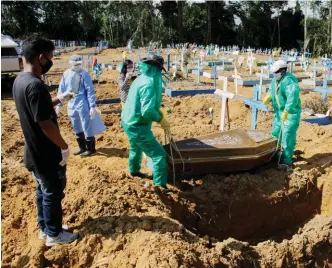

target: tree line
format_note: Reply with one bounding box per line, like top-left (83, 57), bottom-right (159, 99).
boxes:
top-left (2, 1), bottom-right (332, 56)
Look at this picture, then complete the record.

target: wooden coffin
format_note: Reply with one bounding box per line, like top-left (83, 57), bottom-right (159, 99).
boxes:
top-left (163, 129), bottom-right (277, 176)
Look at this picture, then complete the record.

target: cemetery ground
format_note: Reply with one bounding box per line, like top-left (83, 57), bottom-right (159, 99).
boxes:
top-left (1, 48), bottom-right (332, 267)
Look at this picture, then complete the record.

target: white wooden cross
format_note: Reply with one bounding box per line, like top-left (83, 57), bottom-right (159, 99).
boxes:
top-left (238, 56), bottom-right (245, 67)
top-left (246, 51), bottom-right (256, 75)
top-left (214, 76), bottom-right (235, 131)
top-left (200, 49), bottom-right (205, 65)
top-left (232, 66), bottom-right (242, 95)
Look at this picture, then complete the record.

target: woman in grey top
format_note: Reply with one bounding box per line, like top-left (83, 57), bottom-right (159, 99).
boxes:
top-left (117, 60), bottom-right (136, 107)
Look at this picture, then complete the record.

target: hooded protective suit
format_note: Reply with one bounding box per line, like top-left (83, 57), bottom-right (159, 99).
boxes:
top-left (57, 68), bottom-right (104, 138)
top-left (267, 72), bottom-right (301, 165)
top-left (121, 62), bottom-right (167, 187)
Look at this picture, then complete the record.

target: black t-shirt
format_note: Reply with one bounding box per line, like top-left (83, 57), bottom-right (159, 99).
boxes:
top-left (13, 72), bottom-right (62, 174)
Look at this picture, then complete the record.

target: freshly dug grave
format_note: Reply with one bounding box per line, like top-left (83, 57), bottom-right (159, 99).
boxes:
top-left (162, 168), bottom-right (323, 242)
top-left (1, 49), bottom-right (332, 268)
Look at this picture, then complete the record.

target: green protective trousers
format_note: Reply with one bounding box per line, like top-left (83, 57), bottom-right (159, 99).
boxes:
top-left (121, 62), bottom-right (167, 186)
top-left (268, 73), bottom-right (302, 165)
top-left (123, 123), bottom-right (167, 187)
top-left (271, 112), bottom-right (301, 165)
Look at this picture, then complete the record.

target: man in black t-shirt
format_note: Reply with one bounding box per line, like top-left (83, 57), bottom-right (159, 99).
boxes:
top-left (13, 36), bottom-right (78, 247)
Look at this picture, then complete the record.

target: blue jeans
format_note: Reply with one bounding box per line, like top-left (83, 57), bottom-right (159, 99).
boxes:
top-left (32, 166), bottom-right (66, 237)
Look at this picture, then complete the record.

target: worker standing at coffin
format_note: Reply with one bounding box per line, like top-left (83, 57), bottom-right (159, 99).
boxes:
top-left (121, 56), bottom-right (171, 190)
top-left (56, 55), bottom-right (105, 156)
top-left (263, 60), bottom-right (301, 168)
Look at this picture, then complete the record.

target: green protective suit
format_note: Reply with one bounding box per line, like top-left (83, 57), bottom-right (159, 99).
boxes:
top-left (121, 62), bottom-right (167, 187)
top-left (268, 72), bottom-right (302, 165)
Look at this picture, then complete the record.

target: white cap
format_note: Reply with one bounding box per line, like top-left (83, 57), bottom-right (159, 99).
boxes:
top-left (271, 60), bottom-right (287, 73)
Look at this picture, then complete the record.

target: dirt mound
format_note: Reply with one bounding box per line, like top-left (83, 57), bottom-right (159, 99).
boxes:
top-left (303, 97), bottom-right (329, 114)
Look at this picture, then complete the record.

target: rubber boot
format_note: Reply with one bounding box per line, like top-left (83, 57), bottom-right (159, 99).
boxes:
top-left (130, 172), bottom-right (151, 179)
top-left (73, 138), bottom-right (86, 155)
top-left (80, 138), bottom-right (96, 157)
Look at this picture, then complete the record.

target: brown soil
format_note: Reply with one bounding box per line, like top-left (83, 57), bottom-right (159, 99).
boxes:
top-left (167, 78), bottom-right (214, 91)
top-left (2, 48), bottom-right (332, 268)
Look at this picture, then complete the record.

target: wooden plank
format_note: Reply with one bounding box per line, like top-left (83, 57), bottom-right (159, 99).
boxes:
top-left (96, 98), bottom-right (121, 105)
top-left (203, 61), bottom-right (232, 66)
top-left (165, 88), bottom-right (216, 97)
top-left (302, 79), bottom-right (332, 86)
top-left (235, 79), bottom-right (271, 86)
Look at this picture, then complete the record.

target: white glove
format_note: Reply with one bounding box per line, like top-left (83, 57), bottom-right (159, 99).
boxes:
top-left (58, 91), bottom-right (75, 103)
top-left (55, 106), bottom-right (61, 116)
top-left (59, 148), bottom-right (70, 166)
top-left (125, 72), bottom-right (133, 79)
top-left (89, 107), bottom-right (101, 119)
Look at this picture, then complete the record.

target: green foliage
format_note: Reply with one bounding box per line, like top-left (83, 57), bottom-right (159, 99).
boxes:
top-left (0, 0), bottom-right (330, 55)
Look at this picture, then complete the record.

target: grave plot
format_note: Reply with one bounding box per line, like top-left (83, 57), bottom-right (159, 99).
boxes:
top-left (203, 60), bottom-right (233, 66)
top-left (302, 74), bottom-right (332, 86)
top-left (216, 65), bottom-right (234, 71)
top-left (202, 65), bottom-right (220, 79)
top-left (218, 70), bottom-right (238, 81)
top-left (233, 74), bottom-right (271, 86)
top-left (164, 79), bottom-right (215, 97)
top-left (220, 71), bottom-right (271, 87)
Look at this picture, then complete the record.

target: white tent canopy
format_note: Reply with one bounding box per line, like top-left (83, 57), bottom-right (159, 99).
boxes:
top-left (1, 34), bottom-right (18, 48)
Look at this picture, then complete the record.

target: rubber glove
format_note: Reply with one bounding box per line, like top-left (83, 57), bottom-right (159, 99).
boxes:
top-left (263, 95), bottom-right (272, 105)
top-left (55, 106), bottom-right (61, 116)
top-left (281, 111), bottom-right (288, 123)
top-left (90, 107), bottom-right (101, 119)
top-left (158, 110), bottom-right (171, 131)
top-left (59, 147), bottom-right (70, 166)
top-left (58, 91), bottom-right (75, 103)
top-left (126, 71), bottom-right (133, 79)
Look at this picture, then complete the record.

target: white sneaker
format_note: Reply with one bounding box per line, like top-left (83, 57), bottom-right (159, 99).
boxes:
top-left (45, 230), bottom-right (79, 247)
top-left (38, 224), bottom-right (69, 240)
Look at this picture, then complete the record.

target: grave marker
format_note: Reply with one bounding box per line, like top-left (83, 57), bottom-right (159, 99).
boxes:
top-left (244, 85), bottom-right (269, 130)
top-left (214, 76), bottom-right (235, 131)
top-left (315, 76), bottom-right (332, 102)
top-left (232, 66), bottom-right (241, 95)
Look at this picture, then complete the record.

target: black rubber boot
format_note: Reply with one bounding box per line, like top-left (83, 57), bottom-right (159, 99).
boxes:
top-left (130, 172), bottom-right (151, 179)
top-left (80, 138), bottom-right (96, 157)
top-left (73, 138), bottom-right (86, 155)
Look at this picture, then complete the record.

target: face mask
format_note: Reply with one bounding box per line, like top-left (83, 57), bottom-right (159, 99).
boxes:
top-left (40, 55), bottom-right (53, 74)
top-left (274, 72), bottom-right (282, 80)
top-left (72, 65), bottom-right (82, 72)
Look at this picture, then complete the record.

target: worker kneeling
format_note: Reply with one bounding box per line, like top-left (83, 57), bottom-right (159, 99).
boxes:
top-left (56, 55), bottom-right (105, 156)
top-left (121, 56), bottom-right (170, 189)
top-left (263, 60), bottom-right (301, 167)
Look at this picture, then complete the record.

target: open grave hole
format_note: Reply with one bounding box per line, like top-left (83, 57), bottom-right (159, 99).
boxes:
top-left (158, 167), bottom-right (323, 244)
